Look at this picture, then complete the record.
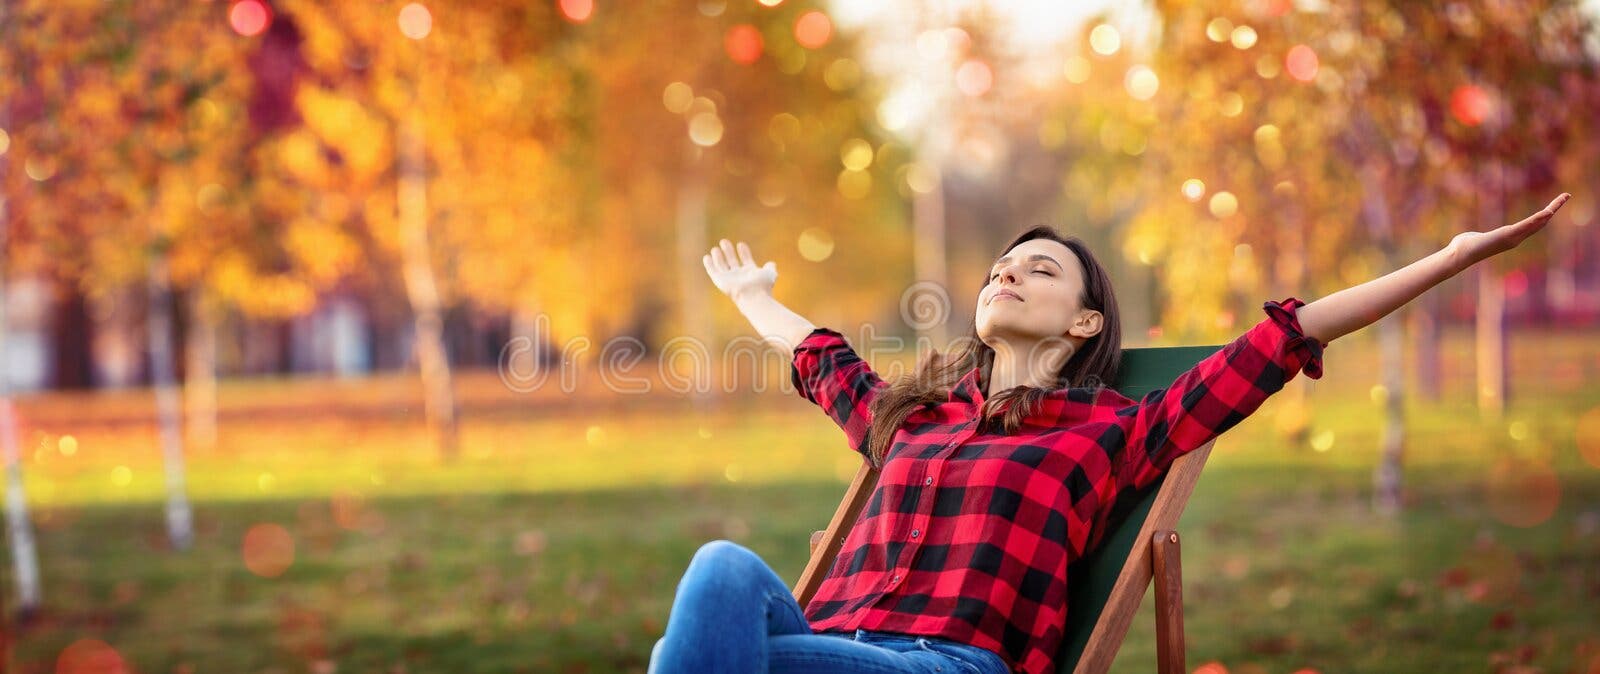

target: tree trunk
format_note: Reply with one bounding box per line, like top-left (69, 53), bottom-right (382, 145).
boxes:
top-left (1374, 294), bottom-right (1408, 515)
top-left (185, 290), bottom-right (218, 452)
top-left (1475, 265), bottom-right (1508, 419)
top-left (1359, 166), bottom-right (1406, 515)
top-left (1475, 163), bottom-right (1510, 419)
top-left (1410, 289), bottom-right (1442, 401)
top-left (398, 109), bottom-right (459, 459)
top-left (1, 169), bottom-right (43, 613)
top-left (147, 253), bottom-right (194, 550)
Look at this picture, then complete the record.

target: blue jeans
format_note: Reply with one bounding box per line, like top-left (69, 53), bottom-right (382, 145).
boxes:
top-left (649, 540), bottom-right (1011, 674)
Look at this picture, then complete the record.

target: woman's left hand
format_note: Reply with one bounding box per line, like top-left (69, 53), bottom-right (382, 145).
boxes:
top-left (1449, 192), bottom-right (1572, 268)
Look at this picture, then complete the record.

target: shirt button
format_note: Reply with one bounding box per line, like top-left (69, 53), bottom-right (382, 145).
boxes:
top-left (911, 529), bottom-right (920, 538)
top-left (924, 477), bottom-right (934, 486)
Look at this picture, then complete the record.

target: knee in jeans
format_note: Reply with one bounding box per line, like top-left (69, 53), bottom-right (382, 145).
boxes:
top-left (647, 637), bottom-right (664, 673)
top-left (691, 539), bottom-right (757, 572)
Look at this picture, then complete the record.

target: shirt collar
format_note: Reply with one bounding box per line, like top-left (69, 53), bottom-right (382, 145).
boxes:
top-left (951, 365), bottom-right (985, 405)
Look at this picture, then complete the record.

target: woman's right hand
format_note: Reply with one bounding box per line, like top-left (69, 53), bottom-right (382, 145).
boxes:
top-left (703, 239), bottom-right (777, 303)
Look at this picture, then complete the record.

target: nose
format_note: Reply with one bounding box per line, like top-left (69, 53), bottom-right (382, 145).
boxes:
top-left (997, 264), bottom-right (1020, 286)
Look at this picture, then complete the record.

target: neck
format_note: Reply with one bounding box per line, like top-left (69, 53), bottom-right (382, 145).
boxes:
top-left (984, 336), bottom-right (1074, 397)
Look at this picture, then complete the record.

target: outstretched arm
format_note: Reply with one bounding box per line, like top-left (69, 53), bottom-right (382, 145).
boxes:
top-left (703, 239), bottom-right (817, 352)
top-left (1296, 193), bottom-right (1572, 345)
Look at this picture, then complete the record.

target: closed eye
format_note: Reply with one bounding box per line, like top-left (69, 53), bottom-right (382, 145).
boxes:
top-left (989, 268), bottom-right (1052, 281)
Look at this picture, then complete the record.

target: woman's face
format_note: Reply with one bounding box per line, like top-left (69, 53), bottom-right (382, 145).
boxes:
top-left (975, 238), bottom-right (1103, 348)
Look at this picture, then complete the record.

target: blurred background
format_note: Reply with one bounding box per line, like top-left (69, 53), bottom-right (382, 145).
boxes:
top-left (2, 0), bottom-right (1600, 672)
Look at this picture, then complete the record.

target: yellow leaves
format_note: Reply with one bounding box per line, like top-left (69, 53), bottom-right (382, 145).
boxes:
top-left (73, 74), bottom-right (121, 122)
top-left (285, 216), bottom-right (358, 286)
top-left (362, 191), bottom-right (400, 250)
top-left (296, 87), bottom-right (392, 183)
top-left (278, 130), bottom-right (333, 187)
top-left (1122, 208), bottom-right (1172, 266)
top-left (213, 252), bottom-right (317, 318)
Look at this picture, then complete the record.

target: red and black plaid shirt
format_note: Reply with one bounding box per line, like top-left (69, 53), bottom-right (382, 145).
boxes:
top-left (790, 297), bottom-right (1327, 674)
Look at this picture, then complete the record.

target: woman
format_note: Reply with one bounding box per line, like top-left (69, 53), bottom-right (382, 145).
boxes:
top-left (649, 193), bottom-right (1572, 674)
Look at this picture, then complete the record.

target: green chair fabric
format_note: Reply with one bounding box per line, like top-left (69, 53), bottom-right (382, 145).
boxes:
top-left (1055, 344), bottom-right (1224, 673)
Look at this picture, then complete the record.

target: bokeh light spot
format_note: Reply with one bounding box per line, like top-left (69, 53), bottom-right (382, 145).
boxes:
top-left (1181, 178), bottom-right (1206, 202)
top-left (1205, 17), bottom-right (1234, 42)
top-left (398, 3), bottom-right (432, 40)
top-left (1450, 85), bottom-right (1490, 126)
top-left (1208, 191), bottom-right (1239, 218)
top-left (58, 435), bottom-right (78, 456)
top-left (798, 228), bottom-right (835, 262)
top-left (688, 113), bottom-right (723, 147)
top-left (1286, 45), bottom-right (1319, 82)
top-left (1194, 662), bottom-right (1229, 674)
top-left (229, 0), bottom-right (271, 37)
top-left (663, 82), bottom-right (693, 114)
top-left (1231, 25), bottom-right (1258, 49)
top-left (1218, 92), bottom-right (1244, 117)
top-left (1486, 457), bottom-right (1560, 528)
top-left (1124, 65), bottom-right (1159, 100)
top-left (1256, 53), bottom-right (1281, 78)
top-left (757, 175), bottom-right (787, 207)
top-left (1504, 269), bottom-right (1528, 298)
top-left (24, 155), bottom-right (57, 182)
top-left (956, 60), bottom-right (993, 97)
top-left (56, 638), bottom-right (128, 674)
top-left (840, 138), bottom-right (873, 171)
top-left (794, 11), bottom-right (832, 49)
top-left (725, 25), bottom-right (764, 65)
top-left (768, 112), bottom-right (801, 145)
top-left (905, 162), bottom-right (937, 194)
top-left (1310, 429), bottom-right (1335, 452)
top-left (110, 466), bottom-right (131, 487)
top-left (242, 523), bottom-right (295, 578)
top-left (1089, 24), bottom-right (1121, 56)
top-left (559, 0), bottom-right (595, 23)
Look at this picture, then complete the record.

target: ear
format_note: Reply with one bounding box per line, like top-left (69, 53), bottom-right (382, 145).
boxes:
top-left (1068, 309), bottom-right (1103, 339)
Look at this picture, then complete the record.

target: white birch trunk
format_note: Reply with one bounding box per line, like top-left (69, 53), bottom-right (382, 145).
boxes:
top-left (398, 109), bottom-right (459, 459)
top-left (147, 252), bottom-right (194, 550)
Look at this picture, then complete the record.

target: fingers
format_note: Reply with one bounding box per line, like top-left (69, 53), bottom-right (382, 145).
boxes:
top-left (1546, 192), bottom-right (1572, 214)
top-left (737, 241), bottom-right (755, 267)
top-left (710, 244), bottom-right (729, 271)
top-left (702, 254), bottom-right (716, 277)
top-left (719, 239), bottom-right (740, 268)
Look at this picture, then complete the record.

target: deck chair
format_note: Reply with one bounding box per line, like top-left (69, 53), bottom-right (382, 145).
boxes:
top-left (792, 344), bottom-right (1225, 674)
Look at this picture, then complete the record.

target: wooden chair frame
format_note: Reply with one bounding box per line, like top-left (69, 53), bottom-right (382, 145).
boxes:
top-left (792, 344), bottom-right (1224, 674)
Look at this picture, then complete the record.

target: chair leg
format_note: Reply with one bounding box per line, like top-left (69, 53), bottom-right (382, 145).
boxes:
top-left (1152, 530), bottom-right (1185, 674)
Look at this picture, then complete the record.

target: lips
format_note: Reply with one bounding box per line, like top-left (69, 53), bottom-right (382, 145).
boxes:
top-left (991, 289), bottom-right (1023, 304)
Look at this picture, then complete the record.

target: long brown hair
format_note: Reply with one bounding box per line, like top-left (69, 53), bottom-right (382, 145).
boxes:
top-left (864, 226), bottom-right (1123, 468)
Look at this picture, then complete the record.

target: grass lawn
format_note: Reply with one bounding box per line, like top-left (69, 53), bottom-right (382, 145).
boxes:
top-left (3, 327), bottom-right (1599, 673)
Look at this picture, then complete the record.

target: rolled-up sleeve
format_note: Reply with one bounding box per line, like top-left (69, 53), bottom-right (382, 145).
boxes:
top-left (790, 327), bottom-right (888, 463)
top-left (1109, 296), bottom-right (1327, 493)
